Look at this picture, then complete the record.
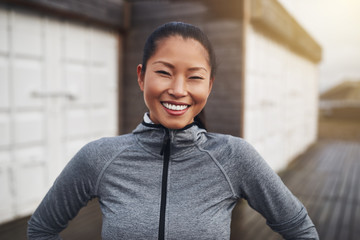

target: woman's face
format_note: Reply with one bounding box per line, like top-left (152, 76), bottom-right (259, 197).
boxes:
top-left (137, 35), bottom-right (213, 129)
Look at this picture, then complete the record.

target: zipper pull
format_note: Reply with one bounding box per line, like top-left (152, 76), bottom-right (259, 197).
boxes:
top-left (160, 129), bottom-right (170, 155)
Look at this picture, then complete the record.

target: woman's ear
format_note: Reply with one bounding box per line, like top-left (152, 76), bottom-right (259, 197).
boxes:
top-left (137, 64), bottom-right (144, 91)
top-left (208, 77), bottom-right (214, 94)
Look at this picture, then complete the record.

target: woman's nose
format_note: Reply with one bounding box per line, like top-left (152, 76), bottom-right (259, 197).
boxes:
top-left (168, 77), bottom-right (187, 98)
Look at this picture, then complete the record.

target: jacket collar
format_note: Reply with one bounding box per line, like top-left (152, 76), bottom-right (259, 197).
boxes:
top-left (132, 117), bottom-right (207, 157)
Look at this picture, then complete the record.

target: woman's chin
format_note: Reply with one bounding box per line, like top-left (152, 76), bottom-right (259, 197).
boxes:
top-left (161, 120), bottom-right (193, 130)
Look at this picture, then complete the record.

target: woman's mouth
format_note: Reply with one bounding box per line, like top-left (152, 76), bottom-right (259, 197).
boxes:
top-left (162, 102), bottom-right (189, 111)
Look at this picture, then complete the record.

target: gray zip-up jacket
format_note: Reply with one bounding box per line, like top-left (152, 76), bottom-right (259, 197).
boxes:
top-left (27, 121), bottom-right (319, 239)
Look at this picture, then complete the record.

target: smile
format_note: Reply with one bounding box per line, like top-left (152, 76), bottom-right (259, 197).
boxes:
top-left (162, 102), bottom-right (189, 111)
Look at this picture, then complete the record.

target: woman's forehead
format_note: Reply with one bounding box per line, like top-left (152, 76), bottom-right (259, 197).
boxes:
top-left (151, 36), bottom-right (211, 66)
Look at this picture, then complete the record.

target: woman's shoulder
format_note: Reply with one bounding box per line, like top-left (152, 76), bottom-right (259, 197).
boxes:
top-left (72, 133), bottom-right (137, 167)
top-left (203, 132), bottom-right (255, 153)
top-left (201, 132), bottom-right (263, 168)
top-left (86, 133), bottom-right (136, 150)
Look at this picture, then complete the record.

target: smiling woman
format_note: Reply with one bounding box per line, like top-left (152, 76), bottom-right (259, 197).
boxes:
top-left (137, 35), bottom-right (213, 129)
top-left (27, 22), bottom-right (319, 240)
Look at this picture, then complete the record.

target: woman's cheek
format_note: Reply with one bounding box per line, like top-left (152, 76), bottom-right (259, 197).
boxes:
top-left (193, 85), bottom-right (211, 101)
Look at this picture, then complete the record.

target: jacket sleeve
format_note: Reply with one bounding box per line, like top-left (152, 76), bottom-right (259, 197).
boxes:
top-left (234, 139), bottom-right (319, 239)
top-left (27, 141), bottom-right (100, 240)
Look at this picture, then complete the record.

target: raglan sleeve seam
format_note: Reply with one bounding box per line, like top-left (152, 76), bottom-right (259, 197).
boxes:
top-left (93, 146), bottom-right (128, 196)
top-left (196, 144), bottom-right (239, 199)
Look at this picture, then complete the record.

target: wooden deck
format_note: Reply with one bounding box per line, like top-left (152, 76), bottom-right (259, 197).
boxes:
top-left (1, 139), bottom-right (359, 240)
top-left (231, 140), bottom-right (360, 240)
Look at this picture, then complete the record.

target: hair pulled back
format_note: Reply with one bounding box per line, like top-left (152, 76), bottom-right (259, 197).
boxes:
top-left (141, 22), bottom-right (216, 79)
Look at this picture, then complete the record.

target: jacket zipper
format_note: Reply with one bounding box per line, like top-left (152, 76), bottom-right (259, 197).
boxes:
top-left (159, 128), bottom-right (170, 240)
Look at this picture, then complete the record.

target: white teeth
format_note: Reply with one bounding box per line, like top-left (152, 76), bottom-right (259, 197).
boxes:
top-left (162, 102), bottom-right (188, 111)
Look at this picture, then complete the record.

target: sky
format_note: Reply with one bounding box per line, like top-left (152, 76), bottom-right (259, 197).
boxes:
top-left (277, 0), bottom-right (360, 93)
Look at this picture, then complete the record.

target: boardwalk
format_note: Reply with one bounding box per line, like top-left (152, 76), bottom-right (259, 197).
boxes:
top-left (232, 140), bottom-right (360, 240)
top-left (0, 140), bottom-right (359, 239)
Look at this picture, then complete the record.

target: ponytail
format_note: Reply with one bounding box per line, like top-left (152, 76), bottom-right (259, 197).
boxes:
top-left (194, 109), bottom-right (207, 130)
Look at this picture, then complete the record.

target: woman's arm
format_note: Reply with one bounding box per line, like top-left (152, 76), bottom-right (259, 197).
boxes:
top-left (27, 142), bottom-right (100, 239)
top-left (235, 140), bottom-right (319, 239)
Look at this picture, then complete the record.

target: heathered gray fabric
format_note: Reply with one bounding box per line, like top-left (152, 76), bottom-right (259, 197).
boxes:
top-left (27, 121), bottom-right (319, 239)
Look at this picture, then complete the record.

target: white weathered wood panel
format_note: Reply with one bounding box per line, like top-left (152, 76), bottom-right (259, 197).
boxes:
top-left (0, 153), bottom-right (13, 223)
top-left (14, 112), bottom-right (44, 145)
top-left (0, 114), bottom-right (11, 147)
top-left (64, 23), bottom-right (88, 62)
top-left (0, 6), bottom-right (119, 224)
top-left (244, 26), bottom-right (318, 171)
top-left (13, 147), bottom-right (46, 215)
top-left (13, 59), bottom-right (43, 108)
top-left (12, 10), bottom-right (43, 57)
top-left (0, 8), bottom-right (8, 53)
top-left (0, 57), bottom-right (9, 109)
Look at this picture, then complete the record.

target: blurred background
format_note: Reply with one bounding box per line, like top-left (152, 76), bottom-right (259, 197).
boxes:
top-left (0, 0), bottom-right (359, 239)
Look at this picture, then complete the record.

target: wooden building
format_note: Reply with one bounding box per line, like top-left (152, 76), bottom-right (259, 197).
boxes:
top-left (0, 0), bottom-right (125, 224)
top-left (0, 0), bottom-right (321, 224)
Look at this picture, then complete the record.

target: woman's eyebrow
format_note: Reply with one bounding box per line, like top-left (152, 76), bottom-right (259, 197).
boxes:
top-left (188, 67), bottom-right (208, 72)
top-left (152, 61), bottom-right (208, 72)
top-left (152, 61), bottom-right (175, 69)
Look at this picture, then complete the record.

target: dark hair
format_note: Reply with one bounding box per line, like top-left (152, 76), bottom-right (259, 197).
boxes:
top-left (141, 22), bottom-right (216, 79)
top-left (194, 109), bottom-right (207, 130)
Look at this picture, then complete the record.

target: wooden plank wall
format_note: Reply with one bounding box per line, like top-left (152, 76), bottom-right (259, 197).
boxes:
top-left (0, 0), bottom-right (128, 29)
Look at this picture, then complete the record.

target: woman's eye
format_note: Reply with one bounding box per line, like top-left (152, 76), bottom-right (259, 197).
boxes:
top-left (189, 76), bottom-right (204, 80)
top-left (156, 70), bottom-right (171, 76)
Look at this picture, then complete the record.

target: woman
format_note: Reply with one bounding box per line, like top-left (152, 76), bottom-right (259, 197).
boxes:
top-left (28, 22), bottom-right (319, 239)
